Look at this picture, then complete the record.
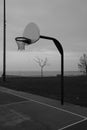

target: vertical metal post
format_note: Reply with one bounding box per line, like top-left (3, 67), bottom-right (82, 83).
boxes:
top-left (3, 0), bottom-right (6, 81)
top-left (61, 53), bottom-right (64, 105)
top-left (40, 35), bottom-right (64, 105)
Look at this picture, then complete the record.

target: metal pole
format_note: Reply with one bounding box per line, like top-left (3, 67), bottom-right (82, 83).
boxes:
top-left (3, 0), bottom-right (6, 81)
top-left (40, 35), bottom-right (64, 105)
top-left (61, 53), bottom-right (64, 105)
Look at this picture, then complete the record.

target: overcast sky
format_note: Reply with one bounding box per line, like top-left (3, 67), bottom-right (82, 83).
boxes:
top-left (0, 0), bottom-right (87, 72)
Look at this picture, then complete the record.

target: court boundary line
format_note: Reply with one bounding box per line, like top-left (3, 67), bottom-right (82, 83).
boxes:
top-left (27, 98), bottom-right (87, 119)
top-left (0, 100), bottom-right (30, 107)
top-left (0, 86), bottom-right (86, 119)
top-left (58, 118), bottom-right (87, 130)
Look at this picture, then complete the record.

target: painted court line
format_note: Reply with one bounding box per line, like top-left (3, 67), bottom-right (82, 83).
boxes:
top-left (0, 87), bottom-right (86, 119)
top-left (28, 98), bottom-right (87, 119)
top-left (0, 100), bottom-right (30, 107)
top-left (58, 118), bottom-right (87, 130)
top-left (10, 109), bottom-right (31, 120)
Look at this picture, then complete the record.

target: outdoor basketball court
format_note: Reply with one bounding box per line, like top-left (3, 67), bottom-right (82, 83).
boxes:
top-left (0, 86), bottom-right (87, 130)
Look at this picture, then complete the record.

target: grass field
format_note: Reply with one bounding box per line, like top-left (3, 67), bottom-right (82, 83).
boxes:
top-left (0, 75), bottom-right (87, 107)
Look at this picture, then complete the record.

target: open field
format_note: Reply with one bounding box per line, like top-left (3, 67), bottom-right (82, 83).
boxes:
top-left (0, 75), bottom-right (87, 107)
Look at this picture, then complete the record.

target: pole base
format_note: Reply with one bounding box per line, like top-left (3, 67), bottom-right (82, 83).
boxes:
top-left (2, 74), bottom-right (6, 81)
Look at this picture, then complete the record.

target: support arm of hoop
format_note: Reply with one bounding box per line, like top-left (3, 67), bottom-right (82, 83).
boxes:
top-left (40, 35), bottom-right (63, 55)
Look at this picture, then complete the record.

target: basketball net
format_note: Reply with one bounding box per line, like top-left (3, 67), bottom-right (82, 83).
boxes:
top-left (16, 40), bottom-right (25, 51)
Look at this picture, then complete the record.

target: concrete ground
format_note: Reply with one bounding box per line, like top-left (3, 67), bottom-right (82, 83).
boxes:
top-left (0, 86), bottom-right (87, 130)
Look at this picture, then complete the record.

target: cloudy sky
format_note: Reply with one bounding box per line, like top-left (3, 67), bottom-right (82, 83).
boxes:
top-left (0, 0), bottom-right (87, 72)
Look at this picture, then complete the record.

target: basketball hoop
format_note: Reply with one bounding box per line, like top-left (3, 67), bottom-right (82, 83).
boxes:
top-left (15, 23), bottom-right (40, 51)
top-left (15, 37), bottom-right (31, 51)
top-left (15, 22), bottom-right (64, 105)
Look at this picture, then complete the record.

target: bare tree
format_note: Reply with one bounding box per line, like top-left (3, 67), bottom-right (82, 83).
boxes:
top-left (34, 57), bottom-right (48, 77)
top-left (78, 54), bottom-right (87, 75)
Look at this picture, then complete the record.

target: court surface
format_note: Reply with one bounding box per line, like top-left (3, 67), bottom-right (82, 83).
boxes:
top-left (0, 86), bottom-right (87, 130)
